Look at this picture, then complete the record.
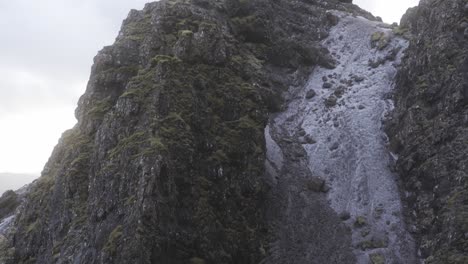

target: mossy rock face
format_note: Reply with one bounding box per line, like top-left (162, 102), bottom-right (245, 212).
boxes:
top-left (0, 235), bottom-right (15, 263)
top-left (4, 0), bottom-right (379, 263)
top-left (87, 97), bottom-right (114, 120)
top-left (150, 55), bottom-right (181, 66)
top-left (231, 15), bottom-right (269, 43)
top-left (0, 191), bottom-right (20, 219)
top-left (104, 225), bottom-right (123, 256)
top-left (386, 0), bottom-right (468, 262)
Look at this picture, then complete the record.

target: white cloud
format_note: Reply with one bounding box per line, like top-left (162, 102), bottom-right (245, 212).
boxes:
top-left (0, 0), bottom-right (149, 173)
top-left (0, 106), bottom-right (77, 173)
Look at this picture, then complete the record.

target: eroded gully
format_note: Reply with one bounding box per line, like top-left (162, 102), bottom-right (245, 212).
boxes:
top-left (265, 12), bottom-right (419, 264)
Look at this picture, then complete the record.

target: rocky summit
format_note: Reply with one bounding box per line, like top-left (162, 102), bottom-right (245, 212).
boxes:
top-left (0, 0), bottom-right (467, 263)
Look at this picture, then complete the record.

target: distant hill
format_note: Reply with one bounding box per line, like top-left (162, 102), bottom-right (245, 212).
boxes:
top-left (0, 173), bottom-right (38, 196)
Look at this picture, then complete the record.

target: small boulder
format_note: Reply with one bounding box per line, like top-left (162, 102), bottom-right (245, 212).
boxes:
top-left (325, 95), bottom-right (338, 107)
top-left (319, 53), bottom-right (337, 69)
top-left (352, 75), bottom-right (365, 83)
top-left (334, 85), bottom-right (346, 97)
top-left (329, 142), bottom-right (339, 151)
top-left (293, 148), bottom-right (306, 158)
top-left (305, 90), bottom-right (317, 99)
top-left (306, 177), bottom-right (326, 192)
top-left (368, 58), bottom-right (385, 68)
top-left (321, 184), bottom-right (331, 192)
top-left (323, 82), bottom-right (333, 89)
top-left (326, 12), bottom-right (339, 26)
top-left (354, 216), bottom-right (367, 228)
top-left (339, 211), bottom-right (351, 220)
top-left (300, 135), bottom-right (316, 145)
top-left (370, 253), bottom-right (385, 264)
top-left (464, 28), bottom-right (468, 39)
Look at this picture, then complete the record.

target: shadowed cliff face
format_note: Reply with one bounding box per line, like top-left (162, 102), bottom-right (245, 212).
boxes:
top-left (0, 1), bottom-right (376, 263)
top-left (387, 0), bottom-right (468, 263)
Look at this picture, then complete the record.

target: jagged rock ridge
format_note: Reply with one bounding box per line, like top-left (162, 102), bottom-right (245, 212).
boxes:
top-left (0, 0), bottom-right (375, 263)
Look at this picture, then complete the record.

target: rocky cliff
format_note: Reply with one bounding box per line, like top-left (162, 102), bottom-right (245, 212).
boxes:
top-left (386, 0), bottom-right (468, 263)
top-left (0, 0), bottom-right (374, 263)
top-left (0, 0), bottom-right (467, 263)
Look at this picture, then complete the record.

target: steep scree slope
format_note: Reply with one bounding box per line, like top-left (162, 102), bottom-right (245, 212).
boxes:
top-left (0, 0), bottom-right (376, 263)
top-left (387, 0), bottom-right (468, 263)
top-left (267, 12), bottom-right (418, 264)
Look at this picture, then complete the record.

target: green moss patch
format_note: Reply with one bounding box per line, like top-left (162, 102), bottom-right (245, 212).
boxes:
top-left (104, 225), bottom-right (123, 256)
top-left (370, 31), bottom-right (390, 50)
top-left (370, 253), bottom-right (385, 264)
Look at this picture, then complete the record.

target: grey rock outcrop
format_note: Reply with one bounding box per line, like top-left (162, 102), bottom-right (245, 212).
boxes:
top-left (387, 0), bottom-right (468, 263)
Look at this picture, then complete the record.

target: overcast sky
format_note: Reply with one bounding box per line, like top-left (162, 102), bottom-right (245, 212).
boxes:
top-left (0, 0), bottom-right (149, 174)
top-left (355, 0), bottom-right (420, 23)
top-left (0, 0), bottom-right (419, 175)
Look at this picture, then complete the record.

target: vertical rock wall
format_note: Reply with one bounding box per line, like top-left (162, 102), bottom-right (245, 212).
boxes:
top-left (387, 0), bottom-right (468, 263)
